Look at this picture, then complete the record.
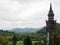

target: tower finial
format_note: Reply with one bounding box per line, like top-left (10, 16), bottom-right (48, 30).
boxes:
top-left (49, 3), bottom-right (53, 12)
top-left (48, 3), bottom-right (54, 18)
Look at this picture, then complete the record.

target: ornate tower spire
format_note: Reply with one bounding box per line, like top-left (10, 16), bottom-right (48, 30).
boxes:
top-left (48, 3), bottom-right (54, 21)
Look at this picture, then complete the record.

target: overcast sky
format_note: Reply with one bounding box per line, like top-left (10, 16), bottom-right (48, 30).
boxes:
top-left (0, 0), bottom-right (60, 30)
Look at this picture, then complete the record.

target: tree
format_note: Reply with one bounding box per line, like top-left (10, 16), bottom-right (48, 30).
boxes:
top-left (24, 35), bottom-right (32, 45)
top-left (12, 35), bottom-right (17, 45)
top-left (0, 33), bottom-right (8, 45)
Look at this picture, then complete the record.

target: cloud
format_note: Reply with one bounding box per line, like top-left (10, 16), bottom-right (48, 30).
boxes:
top-left (0, 0), bottom-right (60, 29)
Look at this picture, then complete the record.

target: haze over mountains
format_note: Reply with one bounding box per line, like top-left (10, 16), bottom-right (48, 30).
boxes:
top-left (0, 23), bottom-right (60, 33)
top-left (8, 23), bottom-right (60, 33)
top-left (9, 28), bottom-right (41, 33)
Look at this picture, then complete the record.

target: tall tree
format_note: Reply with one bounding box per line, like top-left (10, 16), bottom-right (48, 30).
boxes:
top-left (12, 35), bottom-right (17, 45)
top-left (24, 35), bottom-right (32, 45)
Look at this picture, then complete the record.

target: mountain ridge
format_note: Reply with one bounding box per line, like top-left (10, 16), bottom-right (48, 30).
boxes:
top-left (8, 28), bottom-right (41, 33)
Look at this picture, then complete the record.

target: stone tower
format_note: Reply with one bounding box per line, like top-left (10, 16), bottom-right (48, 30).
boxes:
top-left (46, 3), bottom-right (56, 45)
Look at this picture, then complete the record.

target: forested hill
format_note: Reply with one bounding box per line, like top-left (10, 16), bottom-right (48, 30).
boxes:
top-left (36, 23), bottom-right (60, 33)
top-left (0, 23), bottom-right (60, 41)
top-left (0, 23), bottom-right (60, 36)
top-left (0, 30), bottom-right (16, 36)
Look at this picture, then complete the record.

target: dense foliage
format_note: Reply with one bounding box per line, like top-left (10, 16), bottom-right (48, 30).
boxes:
top-left (0, 33), bottom-right (8, 45)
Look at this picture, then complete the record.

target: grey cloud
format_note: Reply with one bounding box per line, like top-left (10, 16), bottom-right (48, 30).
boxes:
top-left (11, 0), bottom-right (43, 2)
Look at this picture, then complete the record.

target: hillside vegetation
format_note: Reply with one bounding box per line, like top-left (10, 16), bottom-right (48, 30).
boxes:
top-left (0, 23), bottom-right (60, 45)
